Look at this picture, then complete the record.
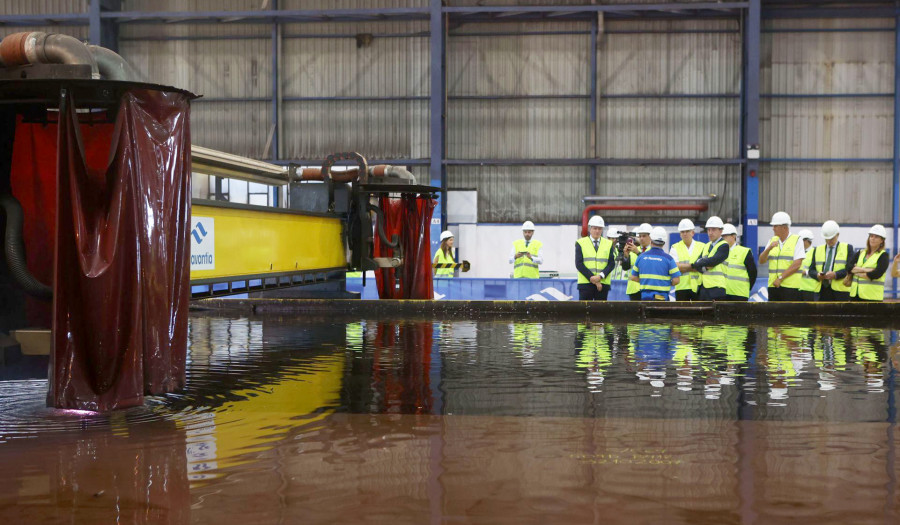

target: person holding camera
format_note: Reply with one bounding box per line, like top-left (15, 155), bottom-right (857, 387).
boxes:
top-left (622, 223), bottom-right (653, 301)
top-left (509, 221), bottom-right (543, 278)
top-left (691, 216), bottom-right (730, 301)
top-left (722, 223), bottom-right (756, 301)
top-left (629, 227), bottom-right (681, 301)
top-left (575, 215), bottom-right (616, 301)
top-left (671, 219), bottom-right (705, 301)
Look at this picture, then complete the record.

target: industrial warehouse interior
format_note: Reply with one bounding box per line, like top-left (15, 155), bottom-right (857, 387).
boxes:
top-left (1, 0), bottom-right (900, 523)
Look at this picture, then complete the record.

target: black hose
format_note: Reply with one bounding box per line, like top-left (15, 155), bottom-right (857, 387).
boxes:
top-left (0, 193), bottom-right (52, 300)
top-left (367, 203), bottom-right (399, 250)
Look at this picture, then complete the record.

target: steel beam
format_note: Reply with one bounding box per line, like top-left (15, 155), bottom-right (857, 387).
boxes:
top-left (743, 0), bottom-right (761, 257)
top-left (589, 16), bottom-right (599, 196)
top-left (443, 3), bottom-right (749, 14)
top-left (430, 0), bottom-right (446, 252)
top-left (271, 0), bottom-right (279, 164)
top-left (893, 12), bottom-right (900, 298)
top-left (443, 159), bottom-right (744, 167)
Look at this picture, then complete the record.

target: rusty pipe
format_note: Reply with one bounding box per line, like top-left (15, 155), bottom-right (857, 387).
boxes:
top-left (0, 32), bottom-right (99, 79)
top-left (88, 45), bottom-right (140, 81)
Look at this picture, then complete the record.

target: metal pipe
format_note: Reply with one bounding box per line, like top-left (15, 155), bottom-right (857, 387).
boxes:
top-left (581, 204), bottom-right (708, 237)
top-left (87, 44), bottom-right (140, 81)
top-left (583, 195), bottom-right (717, 202)
top-left (0, 194), bottom-right (52, 300)
top-left (0, 32), bottom-right (99, 79)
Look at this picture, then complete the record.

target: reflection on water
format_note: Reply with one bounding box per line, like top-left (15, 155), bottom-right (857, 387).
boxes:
top-left (1, 315), bottom-right (899, 523)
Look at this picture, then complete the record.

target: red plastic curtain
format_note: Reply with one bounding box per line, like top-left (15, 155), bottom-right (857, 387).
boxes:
top-left (373, 195), bottom-right (435, 300)
top-left (42, 89), bottom-right (192, 411)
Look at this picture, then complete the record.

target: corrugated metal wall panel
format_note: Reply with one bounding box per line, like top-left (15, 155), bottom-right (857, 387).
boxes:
top-left (282, 100), bottom-right (429, 160)
top-left (594, 166), bottom-right (742, 223)
top-left (759, 162), bottom-right (892, 224)
top-left (600, 22), bottom-right (740, 95)
top-left (448, 99), bottom-right (589, 159)
top-left (119, 38), bottom-right (271, 97)
top-left (448, 166), bottom-right (589, 223)
top-left (761, 98), bottom-right (893, 159)
top-left (3, 0), bottom-right (85, 13)
top-left (761, 27), bottom-right (894, 94)
top-left (598, 98), bottom-right (739, 159)
top-left (123, 0), bottom-right (426, 11)
top-left (282, 31), bottom-right (428, 97)
top-left (191, 102), bottom-right (272, 159)
top-left (448, 30), bottom-right (589, 96)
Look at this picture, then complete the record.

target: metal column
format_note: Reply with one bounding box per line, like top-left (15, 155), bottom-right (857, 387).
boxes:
top-left (893, 11), bottom-right (900, 296)
top-left (88, 0), bottom-right (120, 51)
top-left (742, 0), bottom-right (761, 256)
top-left (429, 0), bottom-right (446, 254)
top-left (589, 16), bottom-right (599, 196)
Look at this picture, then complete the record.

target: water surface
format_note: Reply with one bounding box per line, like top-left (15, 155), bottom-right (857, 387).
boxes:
top-left (1, 314), bottom-right (898, 524)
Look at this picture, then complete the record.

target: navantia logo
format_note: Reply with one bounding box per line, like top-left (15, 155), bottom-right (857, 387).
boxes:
top-left (192, 222), bottom-right (209, 244)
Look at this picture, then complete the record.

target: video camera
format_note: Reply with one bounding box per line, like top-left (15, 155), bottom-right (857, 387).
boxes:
top-left (616, 231), bottom-right (637, 264)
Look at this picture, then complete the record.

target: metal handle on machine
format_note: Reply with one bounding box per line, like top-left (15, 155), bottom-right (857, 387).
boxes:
top-left (367, 203), bottom-right (399, 250)
top-left (321, 152), bottom-right (369, 212)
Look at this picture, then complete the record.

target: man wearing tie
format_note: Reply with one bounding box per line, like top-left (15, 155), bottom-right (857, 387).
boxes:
top-left (807, 220), bottom-right (854, 301)
top-left (575, 215), bottom-right (616, 301)
top-left (510, 221), bottom-right (544, 278)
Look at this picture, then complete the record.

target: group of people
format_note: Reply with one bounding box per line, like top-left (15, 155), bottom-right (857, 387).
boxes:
top-left (577, 211), bottom-right (900, 302)
top-left (432, 213), bottom-right (900, 302)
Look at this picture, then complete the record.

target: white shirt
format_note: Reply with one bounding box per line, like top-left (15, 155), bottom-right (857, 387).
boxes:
top-left (509, 239), bottom-right (544, 265)
top-left (669, 239), bottom-right (702, 261)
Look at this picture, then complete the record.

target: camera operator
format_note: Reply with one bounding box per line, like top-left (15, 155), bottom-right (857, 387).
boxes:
top-left (622, 223), bottom-right (653, 301)
top-left (575, 215), bottom-right (616, 301)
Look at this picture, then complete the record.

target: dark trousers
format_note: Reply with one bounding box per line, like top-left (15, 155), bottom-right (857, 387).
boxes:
top-left (799, 290), bottom-right (818, 302)
top-left (628, 292), bottom-right (642, 301)
top-left (675, 289), bottom-right (699, 301)
top-left (819, 286), bottom-right (851, 302)
top-left (699, 286), bottom-right (726, 301)
top-left (768, 287), bottom-right (801, 302)
top-left (578, 283), bottom-right (607, 301)
top-left (724, 294), bottom-right (748, 302)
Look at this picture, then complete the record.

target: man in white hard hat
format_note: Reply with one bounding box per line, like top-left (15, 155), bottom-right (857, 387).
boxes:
top-left (622, 223), bottom-right (653, 301)
top-left (601, 226), bottom-right (621, 289)
top-left (575, 215), bottom-right (616, 301)
top-left (629, 226), bottom-right (681, 301)
top-left (806, 220), bottom-right (854, 301)
top-left (690, 216), bottom-right (730, 300)
top-left (758, 211), bottom-right (804, 301)
top-left (510, 220), bottom-right (543, 279)
top-left (796, 229), bottom-right (818, 301)
top-left (671, 218), bottom-right (706, 301)
top-left (722, 223), bottom-right (756, 301)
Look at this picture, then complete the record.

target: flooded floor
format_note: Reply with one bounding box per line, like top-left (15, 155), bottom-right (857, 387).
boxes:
top-left (1, 314), bottom-right (899, 524)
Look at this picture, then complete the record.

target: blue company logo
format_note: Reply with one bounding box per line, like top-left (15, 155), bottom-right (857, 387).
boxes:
top-left (191, 222), bottom-right (209, 244)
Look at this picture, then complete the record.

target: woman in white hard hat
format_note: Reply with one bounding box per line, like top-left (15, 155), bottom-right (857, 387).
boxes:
top-left (575, 215), bottom-right (616, 300)
top-left (843, 225), bottom-right (889, 301)
top-left (434, 230), bottom-right (456, 277)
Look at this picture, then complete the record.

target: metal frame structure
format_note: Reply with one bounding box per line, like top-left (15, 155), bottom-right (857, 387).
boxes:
top-left (2, 0), bottom-right (898, 295)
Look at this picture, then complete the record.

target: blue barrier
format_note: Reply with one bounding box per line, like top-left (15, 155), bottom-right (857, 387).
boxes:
top-left (346, 277), bottom-right (772, 301)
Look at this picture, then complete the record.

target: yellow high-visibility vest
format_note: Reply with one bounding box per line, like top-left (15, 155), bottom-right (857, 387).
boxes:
top-left (798, 250), bottom-right (819, 293)
top-left (766, 234), bottom-right (802, 289)
top-left (849, 249), bottom-right (886, 301)
top-left (812, 243), bottom-right (851, 294)
top-left (433, 248), bottom-right (455, 277)
top-left (625, 251), bottom-right (641, 295)
top-left (512, 238), bottom-right (542, 278)
top-left (672, 240), bottom-right (706, 293)
top-left (576, 236), bottom-right (613, 285)
top-left (724, 244), bottom-right (751, 298)
top-left (700, 238), bottom-right (728, 290)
